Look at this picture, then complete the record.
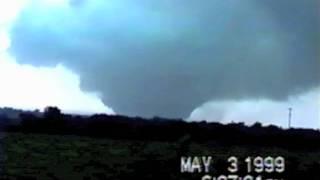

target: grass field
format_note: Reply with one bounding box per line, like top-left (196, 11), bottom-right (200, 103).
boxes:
top-left (1, 133), bottom-right (320, 179)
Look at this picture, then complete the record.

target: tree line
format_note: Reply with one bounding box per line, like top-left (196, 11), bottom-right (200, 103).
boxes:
top-left (2, 106), bottom-right (320, 149)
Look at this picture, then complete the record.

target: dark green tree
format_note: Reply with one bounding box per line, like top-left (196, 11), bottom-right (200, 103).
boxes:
top-left (43, 106), bottom-right (66, 132)
top-left (44, 106), bottom-right (61, 121)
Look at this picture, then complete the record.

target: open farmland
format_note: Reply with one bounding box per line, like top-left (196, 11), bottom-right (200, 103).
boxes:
top-left (1, 132), bottom-right (320, 180)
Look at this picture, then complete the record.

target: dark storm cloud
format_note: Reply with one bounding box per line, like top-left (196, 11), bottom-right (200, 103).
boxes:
top-left (8, 0), bottom-right (320, 118)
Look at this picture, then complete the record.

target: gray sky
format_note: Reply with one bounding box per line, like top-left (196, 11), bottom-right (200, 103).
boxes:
top-left (0, 0), bottom-right (319, 126)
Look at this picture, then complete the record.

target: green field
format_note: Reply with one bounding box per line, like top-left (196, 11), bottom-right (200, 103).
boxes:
top-left (1, 133), bottom-right (320, 179)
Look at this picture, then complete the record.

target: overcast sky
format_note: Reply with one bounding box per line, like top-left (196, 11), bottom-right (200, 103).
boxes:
top-left (0, 0), bottom-right (319, 128)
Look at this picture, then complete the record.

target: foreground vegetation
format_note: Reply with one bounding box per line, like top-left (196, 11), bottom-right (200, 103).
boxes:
top-left (1, 132), bottom-right (320, 180)
top-left (0, 107), bottom-right (319, 179)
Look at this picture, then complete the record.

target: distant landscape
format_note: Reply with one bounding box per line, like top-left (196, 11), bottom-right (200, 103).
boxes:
top-left (0, 106), bottom-right (319, 180)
